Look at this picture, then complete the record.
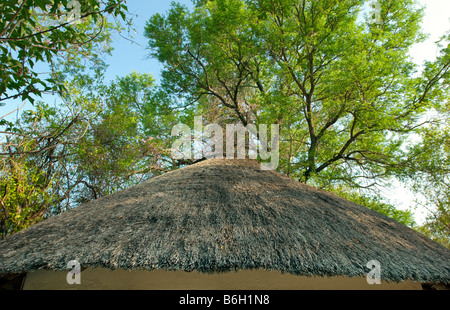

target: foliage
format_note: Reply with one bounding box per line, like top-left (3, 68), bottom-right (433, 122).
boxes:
top-left (68, 72), bottom-right (182, 203)
top-left (0, 70), bottom-right (185, 238)
top-left (0, 157), bottom-right (55, 237)
top-left (0, 0), bottom-right (131, 237)
top-left (145, 0), bottom-right (449, 189)
top-left (0, 102), bottom-right (79, 237)
top-left (144, 0), bottom-right (450, 246)
top-left (417, 197), bottom-right (450, 249)
top-left (404, 109), bottom-right (450, 247)
top-left (0, 0), bottom-right (129, 105)
top-left (393, 31), bottom-right (450, 248)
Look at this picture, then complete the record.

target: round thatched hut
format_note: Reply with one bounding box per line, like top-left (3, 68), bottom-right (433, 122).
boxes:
top-left (0, 159), bottom-right (449, 290)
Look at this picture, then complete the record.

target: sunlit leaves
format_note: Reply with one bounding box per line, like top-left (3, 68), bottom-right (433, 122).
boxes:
top-left (0, 0), bottom-right (129, 105)
top-left (144, 0), bottom-right (445, 190)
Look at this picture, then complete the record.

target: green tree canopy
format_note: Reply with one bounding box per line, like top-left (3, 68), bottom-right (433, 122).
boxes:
top-left (145, 0), bottom-right (449, 189)
top-left (0, 0), bottom-right (129, 105)
top-left (0, 71), bottom-right (181, 238)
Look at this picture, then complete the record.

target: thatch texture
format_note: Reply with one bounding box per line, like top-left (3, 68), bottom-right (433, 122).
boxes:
top-left (0, 159), bottom-right (449, 284)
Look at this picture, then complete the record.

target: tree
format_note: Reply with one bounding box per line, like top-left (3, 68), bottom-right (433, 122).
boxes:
top-left (0, 0), bottom-right (131, 237)
top-left (0, 71), bottom-right (184, 238)
top-left (392, 32), bottom-right (450, 248)
top-left (145, 0), bottom-right (450, 189)
top-left (405, 123), bottom-right (450, 248)
top-left (0, 0), bottom-right (191, 236)
top-left (406, 113), bottom-right (449, 247)
top-left (0, 102), bottom-right (83, 237)
top-left (0, 0), bottom-right (129, 105)
top-left (69, 72), bottom-right (183, 203)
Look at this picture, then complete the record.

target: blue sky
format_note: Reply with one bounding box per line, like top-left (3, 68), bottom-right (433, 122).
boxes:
top-left (101, 0), bottom-right (194, 84)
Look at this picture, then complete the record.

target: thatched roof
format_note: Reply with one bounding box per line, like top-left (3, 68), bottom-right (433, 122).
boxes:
top-left (0, 159), bottom-right (449, 284)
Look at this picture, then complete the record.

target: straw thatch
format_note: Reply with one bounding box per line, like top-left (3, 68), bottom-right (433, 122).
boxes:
top-left (0, 159), bottom-right (449, 284)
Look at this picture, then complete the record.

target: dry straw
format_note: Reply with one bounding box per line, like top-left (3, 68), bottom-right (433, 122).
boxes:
top-left (0, 159), bottom-right (449, 284)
